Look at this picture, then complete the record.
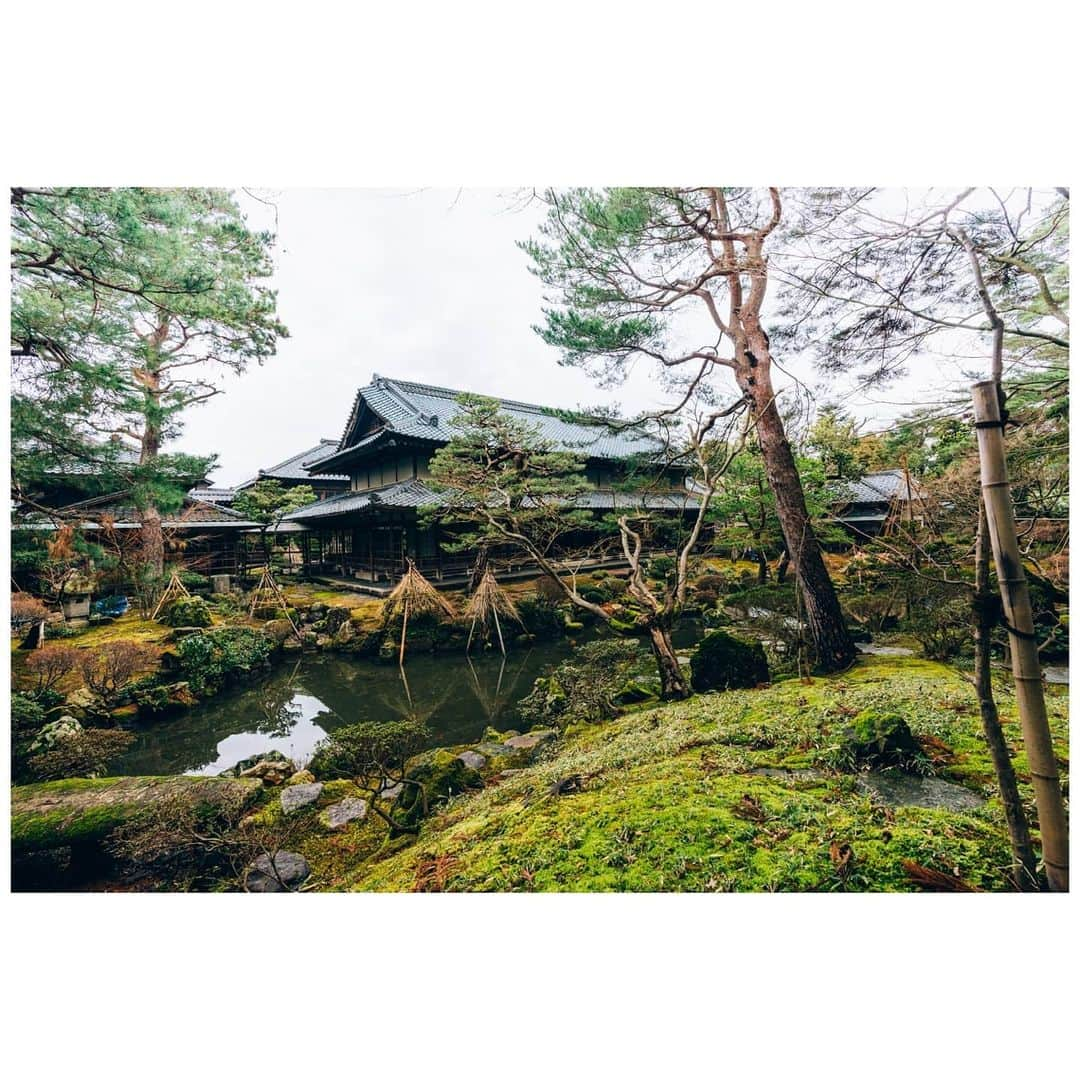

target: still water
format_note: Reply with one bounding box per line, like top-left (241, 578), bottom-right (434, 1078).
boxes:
top-left (113, 643), bottom-right (577, 777)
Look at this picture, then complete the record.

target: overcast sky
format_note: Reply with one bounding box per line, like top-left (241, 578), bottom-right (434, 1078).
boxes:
top-left (173, 188), bottom-right (969, 487)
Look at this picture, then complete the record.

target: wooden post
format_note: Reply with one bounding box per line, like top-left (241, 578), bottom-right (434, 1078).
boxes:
top-left (972, 380), bottom-right (1068, 892)
top-left (399, 597), bottom-right (409, 667)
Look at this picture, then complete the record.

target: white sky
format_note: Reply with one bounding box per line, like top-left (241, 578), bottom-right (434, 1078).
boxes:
top-left (173, 188), bottom-right (976, 487)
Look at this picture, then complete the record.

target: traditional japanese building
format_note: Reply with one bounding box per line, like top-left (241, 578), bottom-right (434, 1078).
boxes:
top-left (14, 489), bottom-right (260, 578)
top-left (832, 469), bottom-right (921, 539)
top-left (281, 374), bottom-right (698, 587)
top-left (233, 439), bottom-right (350, 501)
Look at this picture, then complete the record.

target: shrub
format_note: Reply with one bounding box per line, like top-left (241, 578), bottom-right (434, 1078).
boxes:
top-left (691, 573), bottom-right (728, 607)
top-left (533, 577), bottom-right (565, 604)
top-left (595, 575), bottom-right (629, 602)
top-left (309, 718), bottom-right (429, 781)
top-left (906, 597), bottom-right (971, 661)
top-left (11, 693), bottom-right (48, 782)
top-left (25, 644), bottom-right (82, 693)
top-left (159, 595), bottom-right (213, 628)
top-left (517, 639), bottom-right (647, 729)
top-left (11, 593), bottom-right (49, 628)
top-left (843, 593), bottom-right (903, 635)
top-left (690, 630), bottom-right (770, 692)
top-left (726, 581), bottom-right (798, 617)
top-left (646, 555), bottom-right (676, 584)
top-left (176, 627), bottom-right (272, 696)
top-left (177, 571), bottom-right (211, 592)
top-left (12, 693), bottom-right (46, 734)
top-left (516, 596), bottom-right (565, 640)
top-left (79, 641), bottom-right (157, 708)
top-left (27, 728), bottom-right (136, 780)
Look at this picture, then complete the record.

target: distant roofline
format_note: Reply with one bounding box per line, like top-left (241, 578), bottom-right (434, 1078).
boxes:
top-left (369, 372), bottom-right (611, 424)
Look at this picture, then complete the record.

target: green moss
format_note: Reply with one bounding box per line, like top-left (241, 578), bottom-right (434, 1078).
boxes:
top-left (11, 776), bottom-right (260, 854)
top-left (334, 654), bottom-right (1064, 892)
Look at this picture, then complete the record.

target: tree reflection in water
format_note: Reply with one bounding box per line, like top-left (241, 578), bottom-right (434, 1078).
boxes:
top-left (111, 643), bottom-right (577, 778)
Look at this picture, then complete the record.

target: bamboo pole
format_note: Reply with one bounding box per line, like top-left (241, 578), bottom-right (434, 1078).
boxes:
top-left (492, 605), bottom-right (506, 656)
top-left (399, 597), bottom-right (409, 667)
top-left (973, 502), bottom-right (1038, 890)
top-left (972, 380), bottom-right (1068, 892)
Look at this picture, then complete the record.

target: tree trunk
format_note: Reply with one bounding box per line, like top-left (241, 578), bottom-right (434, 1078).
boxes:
top-left (755, 543), bottom-right (769, 585)
top-left (972, 380), bottom-right (1068, 892)
top-left (647, 622), bottom-right (690, 700)
top-left (973, 503), bottom-right (1039, 890)
top-left (137, 339), bottom-right (167, 582)
top-left (140, 504), bottom-right (165, 581)
top-left (776, 549), bottom-right (790, 585)
top-left (736, 355), bottom-right (855, 673)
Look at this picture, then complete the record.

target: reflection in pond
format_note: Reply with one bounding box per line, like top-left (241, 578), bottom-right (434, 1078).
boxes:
top-left (112, 642), bottom-right (577, 777)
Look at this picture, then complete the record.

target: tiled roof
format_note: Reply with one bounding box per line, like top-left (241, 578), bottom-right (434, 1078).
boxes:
top-left (19, 491), bottom-right (259, 529)
top-left (284, 480), bottom-right (442, 522)
top-left (571, 490), bottom-right (699, 510)
top-left (238, 439), bottom-right (349, 487)
top-left (320, 374), bottom-right (665, 470)
top-left (188, 487), bottom-right (237, 504)
top-left (283, 479), bottom-right (698, 523)
top-left (832, 469), bottom-right (916, 506)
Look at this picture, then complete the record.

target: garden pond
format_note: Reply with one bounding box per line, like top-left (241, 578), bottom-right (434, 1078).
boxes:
top-left (111, 620), bottom-right (706, 777)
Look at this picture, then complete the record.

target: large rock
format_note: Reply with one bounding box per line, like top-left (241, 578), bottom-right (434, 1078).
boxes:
top-left (320, 797), bottom-right (368, 831)
top-left (29, 716), bottom-right (82, 754)
top-left (245, 851), bottom-right (311, 892)
top-left (239, 757), bottom-right (295, 786)
top-left (397, 751), bottom-right (484, 830)
top-left (839, 710), bottom-right (924, 771)
top-left (690, 630), bottom-right (770, 692)
top-left (503, 730), bottom-right (557, 752)
top-left (475, 742), bottom-right (515, 758)
top-left (166, 681), bottom-right (198, 709)
top-left (280, 782), bottom-right (324, 814)
top-left (63, 687), bottom-right (101, 721)
top-left (12, 775), bottom-right (261, 855)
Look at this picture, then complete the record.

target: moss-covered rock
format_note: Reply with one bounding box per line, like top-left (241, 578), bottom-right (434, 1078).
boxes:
top-left (690, 630), bottom-right (769, 692)
top-left (836, 710), bottom-right (926, 772)
top-left (11, 775), bottom-right (261, 855)
top-left (395, 751), bottom-right (484, 830)
top-left (159, 595), bottom-right (213, 629)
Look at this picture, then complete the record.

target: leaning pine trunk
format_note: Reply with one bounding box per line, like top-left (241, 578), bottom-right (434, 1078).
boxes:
top-left (647, 622), bottom-right (690, 700)
top-left (973, 503), bottom-right (1038, 891)
top-left (738, 356), bottom-right (855, 673)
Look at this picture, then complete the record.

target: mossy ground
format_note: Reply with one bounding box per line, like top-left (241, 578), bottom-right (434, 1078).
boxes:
top-left (286, 654), bottom-right (1068, 892)
top-left (11, 613), bottom-right (174, 694)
